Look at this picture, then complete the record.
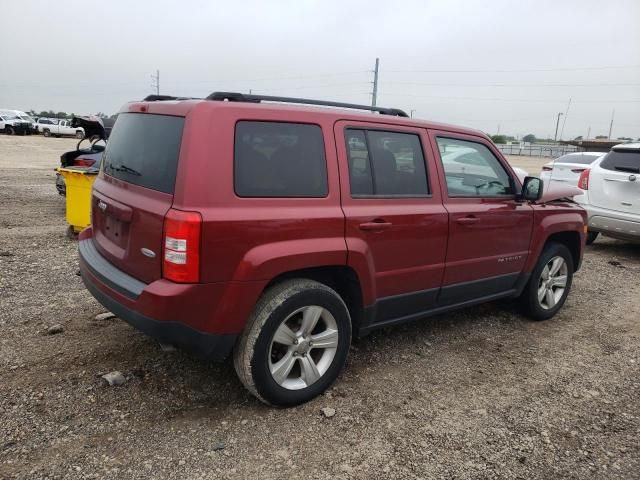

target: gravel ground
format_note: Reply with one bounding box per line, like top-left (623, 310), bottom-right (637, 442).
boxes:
top-left (1, 135), bottom-right (639, 479)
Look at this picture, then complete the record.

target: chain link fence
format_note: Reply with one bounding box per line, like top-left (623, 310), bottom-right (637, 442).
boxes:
top-left (496, 143), bottom-right (579, 157)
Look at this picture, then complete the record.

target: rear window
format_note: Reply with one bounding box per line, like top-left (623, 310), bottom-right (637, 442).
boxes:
top-left (102, 113), bottom-right (184, 193)
top-left (234, 121), bottom-right (327, 197)
top-left (556, 153), bottom-right (601, 165)
top-left (599, 150), bottom-right (640, 173)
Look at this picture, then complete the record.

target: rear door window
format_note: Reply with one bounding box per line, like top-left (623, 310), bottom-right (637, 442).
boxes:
top-left (234, 121), bottom-right (328, 197)
top-left (102, 113), bottom-right (185, 194)
top-left (599, 150), bottom-right (640, 173)
top-left (345, 129), bottom-right (429, 196)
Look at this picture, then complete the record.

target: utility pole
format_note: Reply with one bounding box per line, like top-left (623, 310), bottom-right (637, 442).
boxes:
top-left (151, 70), bottom-right (160, 95)
top-left (497, 124), bottom-right (500, 135)
top-left (371, 58), bottom-right (379, 107)
top-left (587, 126), bottom-right (591, 139)
top-left (559, 97), bottom-right (571, 141)
top-left (554, 112), bottom-right (563, 142)
top-left (608, 109), bottom-right (615, 139)
top-left (410, 109), bottom-right (416, 118)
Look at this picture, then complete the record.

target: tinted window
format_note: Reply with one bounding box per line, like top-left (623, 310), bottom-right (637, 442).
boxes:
top-left (556, 153), bottom-right (601, 165)
top-left (234, 121), bottom-right (327, 197)
top-left (437, 137), bottom-right (514, 196)
top-left (345, 129), bottom-right (429, 196)
top-left (599, 150), bottom-right (640, 173)
top-left (102, 113), bottom-right (184, 194)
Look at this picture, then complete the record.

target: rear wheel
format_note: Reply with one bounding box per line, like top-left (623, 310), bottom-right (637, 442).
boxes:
top-left (520, 242), bottom-right (574, 320)
top-left (234, 279), bottom-right (351, 406)
top-left (586, 231), bottom-right (599, 245)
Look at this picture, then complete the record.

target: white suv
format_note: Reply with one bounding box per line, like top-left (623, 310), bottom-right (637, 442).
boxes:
top-left (575, 143), bottom-right (640, 244)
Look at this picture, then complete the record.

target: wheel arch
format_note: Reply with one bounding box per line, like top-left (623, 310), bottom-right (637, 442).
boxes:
top-left (544, 231), bottom-right (582, 271)
top-left (263, 265), bottom-right (366, 336)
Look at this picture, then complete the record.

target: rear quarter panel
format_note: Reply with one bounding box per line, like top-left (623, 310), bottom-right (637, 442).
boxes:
top-left (172, 103), bottom-right (347, 284)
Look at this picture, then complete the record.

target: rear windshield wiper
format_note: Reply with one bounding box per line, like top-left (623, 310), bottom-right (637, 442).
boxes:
top-left (614, 166), bottom-right (640, 174)
top-left (107, 163), bottom-right (142, 176)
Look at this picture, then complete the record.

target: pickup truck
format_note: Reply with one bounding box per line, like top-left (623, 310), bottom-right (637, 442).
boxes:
top-left (0, 111), bottom-right (33, 135)
top-left (37, 118), bottom-right (85, 138)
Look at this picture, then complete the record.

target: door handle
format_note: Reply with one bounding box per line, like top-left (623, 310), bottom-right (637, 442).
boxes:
top-left (359, 220), bottom-right (393, 231)
top-left (456, 216), bottom-right (479, 225)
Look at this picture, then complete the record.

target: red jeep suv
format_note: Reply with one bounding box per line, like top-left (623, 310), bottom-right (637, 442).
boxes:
top-left (79, 92), bottom-right (587, 406)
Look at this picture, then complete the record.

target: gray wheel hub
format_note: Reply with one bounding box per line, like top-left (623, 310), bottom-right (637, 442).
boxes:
top-left (269, 305), bottom-right (339, 391)
top-left (537, 256), bottom-right (568, 310)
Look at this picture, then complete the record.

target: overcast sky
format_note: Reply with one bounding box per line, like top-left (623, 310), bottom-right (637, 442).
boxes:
top-left (1, 0), bottom-right (638, 139)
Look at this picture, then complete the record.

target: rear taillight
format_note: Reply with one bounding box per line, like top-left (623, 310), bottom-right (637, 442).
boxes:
top-left (571, 168), bottom-right (586, 174)
top-left (542, 166), bottom-right (553, 171)
top-left (577, 168), bottom-right (590, 190)
top-left (162, 209), bottom-right (202, 283)
top-left (74, 158), bottom-right (95, 167)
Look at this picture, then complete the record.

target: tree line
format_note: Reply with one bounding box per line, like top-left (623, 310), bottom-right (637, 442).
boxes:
top-left (490, 133), bottom-right (638, 144)
top-left (25, 110), bottom-right (118, 120)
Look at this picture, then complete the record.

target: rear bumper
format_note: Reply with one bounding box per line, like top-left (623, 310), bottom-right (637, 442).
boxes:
top-left (78, 229), bottom-right (266, 360)
top-left (583, 205), bottom-right (640, 240)
top-left (82, 274), bottom-right (237, 360)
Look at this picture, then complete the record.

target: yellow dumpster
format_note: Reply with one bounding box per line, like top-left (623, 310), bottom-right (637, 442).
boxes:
top-left (56, 167), bottom-right (98, 234)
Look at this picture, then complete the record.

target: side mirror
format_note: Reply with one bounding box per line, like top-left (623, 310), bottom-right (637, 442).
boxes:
top-left (520, 176), bottom-right (543, 201)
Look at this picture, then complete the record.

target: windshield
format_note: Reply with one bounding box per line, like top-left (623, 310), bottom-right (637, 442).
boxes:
top-left (19, 115), bottom-right (34, 122)
top-left (102, 113), bottom-right (185, 194)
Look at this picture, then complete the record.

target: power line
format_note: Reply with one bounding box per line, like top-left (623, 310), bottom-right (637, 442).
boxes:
top-left (383, 81), bottom-right (640, 87)
top-left (386, 64), bottom-right (640, 73)
top-left (381, 92), bottom-right (640, 103)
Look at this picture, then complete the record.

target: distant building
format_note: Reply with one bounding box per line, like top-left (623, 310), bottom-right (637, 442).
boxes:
top-left (562, 139), bottom-right (623, 153)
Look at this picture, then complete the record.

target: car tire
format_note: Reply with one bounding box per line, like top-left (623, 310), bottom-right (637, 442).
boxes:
top-left (520, 242), bottom-right (574, 321)
top-left (234, 278), bottom-right (351, 406)
top-left (75, 131), bottom-right (84, 139)
top-left (43, 129), bottom-right (50, 137)
top-left (5, 126), bottom-right (15, 135)
top-left (586, 231), bottom-right (598, 245)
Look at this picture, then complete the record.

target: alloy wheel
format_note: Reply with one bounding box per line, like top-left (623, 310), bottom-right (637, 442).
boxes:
top-left (268, 305), bottom-right (339, 390)
top-left (537, 256), bottom-right (568, 310)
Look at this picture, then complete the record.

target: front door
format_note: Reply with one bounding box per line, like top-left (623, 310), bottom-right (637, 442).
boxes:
top-left (428, 131), bottom-right (534, 304)
top-left (335, 121), bottom-right (448, 325)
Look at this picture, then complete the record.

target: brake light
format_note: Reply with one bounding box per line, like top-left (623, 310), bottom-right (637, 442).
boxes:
top-left (542, 166), bottom-right (553, 171)
top-left (162, 209), bottom-right (202, 283)
top-left (571, 168), bottom-right (586, 174)
top-left (74, 158), bottom-right (95, 167)
top-left (577, 168), bottom-right (590, 190)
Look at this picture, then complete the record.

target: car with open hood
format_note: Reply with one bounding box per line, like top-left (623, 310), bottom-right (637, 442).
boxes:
top-left (55, 116), bottom-right (110, 195)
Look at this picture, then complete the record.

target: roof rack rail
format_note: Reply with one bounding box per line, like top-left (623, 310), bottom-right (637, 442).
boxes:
top-left (142, 94), bottom-right (199, 102)
top-left (205, 91), bottom-right (409, 117)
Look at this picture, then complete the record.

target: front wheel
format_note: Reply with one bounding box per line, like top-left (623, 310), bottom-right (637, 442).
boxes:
top-left (75, 130), bottom-right (84, 139)
top-left (520, 242), bottom-right (574, 320)
top-left (586, 231), bottom-right (599, 245)
top-left (43, 129), bottom-right (51, 137)
top-left (234, 279), bottom-right (351, 406)
top-left (5, 126), bottom-right (15, 135)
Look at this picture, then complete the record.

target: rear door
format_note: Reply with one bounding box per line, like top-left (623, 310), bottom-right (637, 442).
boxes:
top-left (91, 113), bottom-right (185, 283)
top-left (429, 131), bottom-right (533, 302)
top-left (335, 121), bottom-right (448, 321)
top-left (589, 149), bottom-right (640, 215)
